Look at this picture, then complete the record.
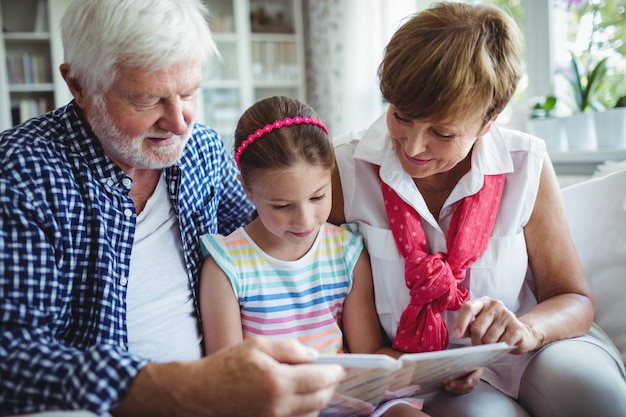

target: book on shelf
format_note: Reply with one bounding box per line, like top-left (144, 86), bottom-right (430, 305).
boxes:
top-left (12, 98), bottom-right (50, 125)
top-left (315, 342), bottom-right (513, 416)
top-left (33, 0), bottom-right (49, 32)
top-left (6, 53), bottom-right (51, 85)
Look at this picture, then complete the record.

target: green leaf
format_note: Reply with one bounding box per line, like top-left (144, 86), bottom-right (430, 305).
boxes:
top-left (584, 57), bottom-right (608, 111)
top-left (568, 53), bottom-right (609, 112)
top-left (544, 95), bottom-right (557, 112)
top-left (568, 52), bottom-right (584, 111)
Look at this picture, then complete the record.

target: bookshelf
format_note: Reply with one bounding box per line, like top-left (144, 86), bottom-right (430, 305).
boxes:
top-left (199, 0), bottom-right (306, 150)
top-left (0, 0), bottom-right (305, 144)
top-left (0, 0), bottom-right (72, 131)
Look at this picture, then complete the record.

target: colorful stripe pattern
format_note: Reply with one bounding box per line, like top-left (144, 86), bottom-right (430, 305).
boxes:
top-left (201, 223), bottom-right (363, 354)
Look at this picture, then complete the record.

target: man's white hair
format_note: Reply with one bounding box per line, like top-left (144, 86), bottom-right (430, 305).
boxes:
top-left (61, 0), bottom-right (218, 95)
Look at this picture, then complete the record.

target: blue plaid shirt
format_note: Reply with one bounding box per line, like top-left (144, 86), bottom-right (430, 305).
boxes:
top-left (0, 102), bottom-right (254, 416)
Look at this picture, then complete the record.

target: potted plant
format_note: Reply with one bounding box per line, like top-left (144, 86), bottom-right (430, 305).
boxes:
top-left (566, 53), bottom-right (608, 113)
top-left (528, 95), bottom-right (567, 151)
top-left (594, 94), bottom-right (626, 149)
top-left (531, 94), bottom-right (558, 118)
top-left (560, 53), bottom-right (608, 150)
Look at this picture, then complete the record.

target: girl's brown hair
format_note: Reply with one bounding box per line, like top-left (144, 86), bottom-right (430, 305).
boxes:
top-left (234, 96), bottom-right (334, 186)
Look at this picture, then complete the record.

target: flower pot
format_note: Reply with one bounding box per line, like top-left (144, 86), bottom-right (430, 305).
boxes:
top-left (594, 107), bottom-right (626, 149)
top-left (563, 112), bottom-right (598, 151)
top-left (528, 117), bottom-right (567, 151)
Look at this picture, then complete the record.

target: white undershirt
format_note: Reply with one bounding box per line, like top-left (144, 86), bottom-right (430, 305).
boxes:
top-left (126, 173), bottom-right (202, 362)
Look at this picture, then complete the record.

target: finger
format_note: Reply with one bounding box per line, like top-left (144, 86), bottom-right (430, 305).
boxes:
top-left (287, 363), bottom-right (346, 394)
top-left (249, 337), bottom-right (319, 364)
top-left (277, 363), bottom-right (345, 416)
top-left (467, 367), bottom-right (484, 381)
top-left (453, 296), bottom-right (489, 338)
top-left (262, 338), bottom-right (346, 392)
top-left (481, 318), bottom-right (524, 346)
top-left (469, 300), bottom-right (520, 345)
top-left (289, 379), bottom-right (340, 416)
top-left (444, 378), bottom-right (473, 394)
top-left (468, 304), bottom-right (504, 345)
top-left (444, 368), bottom-right (483, 394)
top-left (444, 367), bottom-right (482, 385)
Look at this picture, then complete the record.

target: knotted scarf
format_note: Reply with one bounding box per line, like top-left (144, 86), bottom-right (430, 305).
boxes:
top-left (381, 173), bottom-right (506, 352)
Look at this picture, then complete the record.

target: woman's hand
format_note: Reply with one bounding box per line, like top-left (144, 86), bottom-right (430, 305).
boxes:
top-left (452, 159), bottom-right (595, 356)
top-left (452, 296), bottom-right (543, 354)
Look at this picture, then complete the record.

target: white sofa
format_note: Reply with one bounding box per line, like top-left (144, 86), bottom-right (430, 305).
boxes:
top-left (561, 167), bottom-right (626, 364)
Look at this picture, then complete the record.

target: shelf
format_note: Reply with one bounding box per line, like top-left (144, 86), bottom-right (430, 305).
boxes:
top-left (212, 33), bottom-right (238, 42)
top-left (3, 32), bottom-right (50, 41)
top-left (251, 33), bottom-right (298, 42)
top-left (1, 0), bottom-right (71, 131)
top-left (9, 83), bottom-right (54, 92)
top-left (549, 149), bottom-right (626, 163)
top-left (253, 80), bottom-right (301, 88)
top-left (198, 0), bottom-right (306, 143)
top-left (549, 149), bottom-right (626, 175)
top-left (202, 80), bottom-right (241, 89)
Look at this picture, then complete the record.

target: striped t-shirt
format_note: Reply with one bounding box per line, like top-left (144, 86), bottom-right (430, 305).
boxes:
top-left (200, 223), bottom-right (363, 354)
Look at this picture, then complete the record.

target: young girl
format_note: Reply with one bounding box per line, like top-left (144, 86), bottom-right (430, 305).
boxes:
top-left (199, 96), bottom-right (428, 417)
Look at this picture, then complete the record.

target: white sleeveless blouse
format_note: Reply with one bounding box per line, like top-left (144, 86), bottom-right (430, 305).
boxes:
top-left (333, 114), bottom-right (620, 397)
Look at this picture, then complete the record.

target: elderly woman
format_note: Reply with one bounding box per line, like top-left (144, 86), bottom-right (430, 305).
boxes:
top-left (330, 2), bottom-right (626, 416)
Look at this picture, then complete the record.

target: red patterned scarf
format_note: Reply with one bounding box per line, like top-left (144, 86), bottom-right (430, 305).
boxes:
top-left (381, 173), bottom-right (505, 352)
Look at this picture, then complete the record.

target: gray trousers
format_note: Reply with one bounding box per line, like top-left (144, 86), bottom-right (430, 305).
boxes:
top-left (421, 339), bottom-right (626, 417)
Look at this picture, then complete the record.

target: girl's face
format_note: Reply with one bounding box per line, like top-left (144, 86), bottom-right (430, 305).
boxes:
top-left (386, 105), bottom-right (492, 179)
top-left (244, 162), bottom-right (332, 258)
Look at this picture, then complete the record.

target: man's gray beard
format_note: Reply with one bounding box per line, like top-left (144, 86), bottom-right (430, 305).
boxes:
top-left (87, 97), bottom-right (192, 170)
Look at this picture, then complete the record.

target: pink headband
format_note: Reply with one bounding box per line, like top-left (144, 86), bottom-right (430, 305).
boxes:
top-left (234, 116), bottom-right (329, 169)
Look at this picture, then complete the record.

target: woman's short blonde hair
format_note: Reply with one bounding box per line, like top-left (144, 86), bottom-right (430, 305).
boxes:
top-left (378, 2), bottom-right (524, 126)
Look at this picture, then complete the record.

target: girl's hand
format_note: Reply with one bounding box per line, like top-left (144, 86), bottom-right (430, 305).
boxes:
top-left (444, 367), bottom-right (483, 394)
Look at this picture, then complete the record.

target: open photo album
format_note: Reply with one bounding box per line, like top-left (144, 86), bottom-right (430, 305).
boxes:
top-left (315, 342), bottom-right (514, 416)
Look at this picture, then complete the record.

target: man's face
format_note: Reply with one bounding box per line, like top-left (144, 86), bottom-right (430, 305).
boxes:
top-left (84, 60), bottom-right (202, 172)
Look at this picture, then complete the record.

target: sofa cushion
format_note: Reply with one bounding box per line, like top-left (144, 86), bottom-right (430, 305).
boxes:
top-left (561, 168), bottom-right (626, 363)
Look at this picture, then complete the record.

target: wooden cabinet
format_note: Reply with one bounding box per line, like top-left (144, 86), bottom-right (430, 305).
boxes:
top-left (0, 0), bottom-right (72, 131)
top-left (199, 0), bottom-right (306, 149)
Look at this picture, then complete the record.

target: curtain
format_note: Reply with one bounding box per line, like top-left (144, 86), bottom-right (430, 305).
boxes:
top-left (302, 0), bottom-right (416, 137)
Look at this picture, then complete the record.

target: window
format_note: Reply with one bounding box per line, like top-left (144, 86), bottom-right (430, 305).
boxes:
top-left (459, 0), bottom-right (625, 129)
top-left (560, 0), bottom-right (626, 110)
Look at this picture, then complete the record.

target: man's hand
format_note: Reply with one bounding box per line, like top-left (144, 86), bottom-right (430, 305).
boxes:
top-left (112, 337), bottom-right (345, 417)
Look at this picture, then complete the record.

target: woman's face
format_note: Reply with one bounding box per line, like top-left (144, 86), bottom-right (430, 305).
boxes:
top-left (386, 105), bottom-right (492, 179)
